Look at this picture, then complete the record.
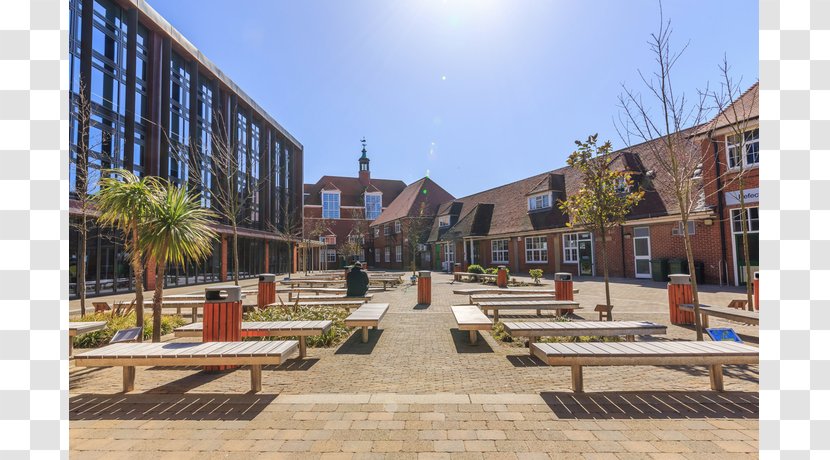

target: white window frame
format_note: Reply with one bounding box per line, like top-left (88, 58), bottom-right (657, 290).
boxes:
top-left (562, 233), bottom-right (578, 263)
top-left (384, 247), bottom-right (390, 263)
top-left (319, 235), bottom-right (336, 245)
top-left (374, 249), bottom-right (381, 263)
top-left (384, 224), bottom-right (391, 235)
top-left (327, 251), bottom-right (337, 262)
top-left (527, 192), bottom-right (552, 211)
top-left (491, 239), bottom-right (509, 264)
top-left (525, 236), bottom-right (548, 263)
top-left (395, 245), bottom-right (402, 262)
top-left (730, 207), bottom-right (759, 234)
top-left (374, 227), bottom-right (380, 237)
top-left (364, 192), bottom-right (382, 221)
top-left (672, 221), bottom-right (696, 236)
top-left (321, 191), bottom-right (341, 219)
top-left (726, 128), bottom-right (759, 170)
top-left (394, 220), bottom-right (401, 234)
top-left (438, 215), bottom-right (450, 228)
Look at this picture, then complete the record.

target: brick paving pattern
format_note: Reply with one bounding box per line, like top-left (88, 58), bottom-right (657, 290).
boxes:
top-left (71, 272), bottom-right (759, 458)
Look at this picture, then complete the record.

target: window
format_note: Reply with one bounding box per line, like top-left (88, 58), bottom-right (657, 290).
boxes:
top-left (384, 225), bottom-right (391, 235)
top-left (384, 247), bottom-right (390, 262)
top-left (731, 207), bottom-right (759, 233)
top-left (365, 193), bottom-right (382, 220)
top-left (491, 239), bottom-right (509, 263)
top-left (525, 236), bottom-right (548, 263)
top-left (374, 227), bottom-right (380, 237)
top-left (374, 250), bottom-right (381, 263)
top-left (394, 220), bottom-right (401, 234)
top-left (327, 250), bottom-right (337, 262)
top-left (563, 234), bottom-right (578, 263)
top-left (395, 245), bottom-right (402, 262)
top-left (169, 53), bottom-right (191, 187)
top-left (672, 221), bottom-right (696, 236)
top-left (727, 128), bottom-right (759, 169)
top-left (320, 235), bottom-right (336, 245)
top-left (322, 192), bottom-right (340, 219)
top-left (527, 193), bottom-right (551, 211)
top-left (438, 216), bottom-right (450, 227)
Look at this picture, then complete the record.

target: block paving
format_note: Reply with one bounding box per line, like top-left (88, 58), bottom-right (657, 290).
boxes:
top-left (71, 272), bottom-right (759, 458)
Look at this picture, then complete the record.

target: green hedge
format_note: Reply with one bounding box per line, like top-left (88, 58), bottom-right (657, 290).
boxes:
top-left (244, 306), bottom-right (351, 347)
top-left (467, 264), bottom-right (485, 274)
top-left (71, 313), bottom-right (187, 348)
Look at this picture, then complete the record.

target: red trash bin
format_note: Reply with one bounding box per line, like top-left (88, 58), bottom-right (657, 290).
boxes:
top-left (753, 271), bottom-right (759, 311)
top-left (667, 274), bottom-right (695, 325)
top-left (203, 285), bottom-right (243, 371)
top-left (417, 271), bottom-right (432, 305)
top-left (497, 266), bottom-right (508, 288)
top-left (257, 273), bottom-right (276, 309)
top-left (554, 272), bottom-right (574, 314)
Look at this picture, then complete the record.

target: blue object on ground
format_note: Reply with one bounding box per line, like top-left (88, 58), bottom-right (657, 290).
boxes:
top-left (705, 327), bottom-right (743, 343)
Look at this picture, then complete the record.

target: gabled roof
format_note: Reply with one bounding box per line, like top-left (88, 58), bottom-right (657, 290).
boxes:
top-left (705, 82), bottom-right (759, 132)
top-left (320, 182), bottom-right (341, 192)
top-left (304, 175), bottom-right (407, 207)
top-left (371, 176), bottom-right (456, 226)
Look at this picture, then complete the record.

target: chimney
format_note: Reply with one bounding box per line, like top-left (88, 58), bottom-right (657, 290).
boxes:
top-left (358, 137), bottom-right (370, 186)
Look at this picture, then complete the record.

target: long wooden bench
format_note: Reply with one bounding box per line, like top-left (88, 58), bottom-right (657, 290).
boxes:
top-left (280, 279), bottom-right (345, 288)
top-left (284, 287), bottom-right (384, 298)
top-left (476, 300), bottom-right (582, 322)
top-left (267, 300), bottom-right (366, 311)
top-left (368, 278), bottom-right (400, 290)
top-left (451, 305), bottom-right (493, 344)
top-left (69, 321), bottom-right (108, 357)
top-left (74, 340), bottom-right (299, 392)
top-left (453, 272), bottom-right (498, 283)
top-left (471, 294), bottom-right (557, 303)
top-left (678, 303), bottom-right (759, 327)
top-left (503, 320), bottom-right (667, 344)
top-left (173, 320), bottom-right (332, 358)
top-left (345, 303), bottom-right (389, 343)
top-left (531, 341), bottom-right (759, 392)
top-left (286, 294), bottom-right (373, 302)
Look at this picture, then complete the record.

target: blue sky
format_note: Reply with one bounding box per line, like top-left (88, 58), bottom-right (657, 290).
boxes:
top-left (151, 0), bottom-right (758, 198)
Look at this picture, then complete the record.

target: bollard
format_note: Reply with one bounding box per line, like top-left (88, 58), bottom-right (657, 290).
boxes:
top-left (554, 273), bottom-right (574, 314)
top-left (753, 271), bottom-right (759, 311)
top-left (417, 270), bottom-right (432, 305)
top-left (497, 265), bottom-right (508, 288)
top-left (257, 273), bottom-right (277, 309)
top-left (667, 274), bottom-right (695, 325)
top-left (203, 285), bottom-right (243, 371)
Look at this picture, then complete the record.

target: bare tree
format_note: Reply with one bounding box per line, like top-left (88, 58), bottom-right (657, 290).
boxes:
top-left (616, 5), bottom-right (711, 340)
top-left (711, 59), bottom-right (759, 310)
top-left (401, 202), bottom-right (432, 274)
top-left (336, 208), bottom-right (369, 266)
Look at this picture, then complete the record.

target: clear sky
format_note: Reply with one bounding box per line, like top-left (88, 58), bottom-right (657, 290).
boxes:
top-left (150, 0), bottom-right (758, 198)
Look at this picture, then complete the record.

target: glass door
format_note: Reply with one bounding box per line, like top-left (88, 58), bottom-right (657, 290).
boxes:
top-left (577, 232), bottom-right (594, 276)
top-left (633, 227), bottom-right (651, 278)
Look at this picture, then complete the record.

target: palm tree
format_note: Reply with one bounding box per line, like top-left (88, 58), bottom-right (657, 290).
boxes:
top-left (95, 169), bottom-right (158, 339)
top-left (141, 181), bottom-right (217, 342)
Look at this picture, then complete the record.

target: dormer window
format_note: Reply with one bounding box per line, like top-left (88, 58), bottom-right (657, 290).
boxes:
top-left (322, 191), bottom-right (340, 219)
top-left (438, 216), bottom-right (450, 228)
top-left (394, 220), bottom-right (401, 233)
top-left (365, 192), bottom-right (382, 220)
top-left (615, 176), bottom-right (630, 193)
top-left (527, 192), bottom-right (551, 211)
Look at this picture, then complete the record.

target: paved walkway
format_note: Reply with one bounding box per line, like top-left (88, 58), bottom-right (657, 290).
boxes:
top-left (70, 272), bottom-right (759, 458)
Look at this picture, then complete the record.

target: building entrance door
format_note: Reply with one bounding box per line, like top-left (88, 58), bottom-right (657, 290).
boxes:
top-left (577, 232), bottom-right (594, 276)
top-left (633, 227), bottom-right (651, 278)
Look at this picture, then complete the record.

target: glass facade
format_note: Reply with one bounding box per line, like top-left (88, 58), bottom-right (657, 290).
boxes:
top-left (67, 0), bottom-right (303, 299)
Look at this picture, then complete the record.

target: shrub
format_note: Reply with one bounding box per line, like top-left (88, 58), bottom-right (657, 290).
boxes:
top-left (71, 313), bottom-right (187, 348)
top-left (484, 267), bottom-right (498, 275)
top-left (245, 306), bottom-right (351, 347)
top-left (528, 269), bottom-right (543, 284)
top-left (467, 264), bottom-right (485, 274)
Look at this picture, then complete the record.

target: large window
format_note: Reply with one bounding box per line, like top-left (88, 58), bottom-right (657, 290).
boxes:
top-left (168, 53), bottom-right (190, 187)
top-left (731, 207), bottom-right (759, 233)
top-left (327, 251), bottom-right (337, 263)
top-left (527, 193), bottom-right (551, 211)
top-left (384, 224), bottom-right (391, 235)
top-left (384, 247), bottom-right (390, 263)
top-left (250, 123), bottom-right (261, 223)
top-left (133, 24), bottom-right (149, 177)
top-left (491, 239), bottom-right (509, 263)
top-left (196, 78), bottom-right (212, 208)
top-left (525, 236), bottom-right (548, 263)
top-left (394, 220), bottom-right (401, 234)
top-left (322, 192), bottom-right (340, 219)
top-left (396, 246), bottom-right (402, 262)
top-left (438, 216), bottom-right (450, 227)
top-left (727, 128), bottom-right (759, 169)
top-left (365, 193), bottom-right (382, 220)
top-left (375, 250), bottom-right (381, 263)
top-left (563, 234), bottom-right (578, 263)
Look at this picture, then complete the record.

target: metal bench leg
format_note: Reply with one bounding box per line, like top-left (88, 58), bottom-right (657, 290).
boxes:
top-left (299, 339), bottom-right (307, 359)
top-left (709, 364), bottom-right (724, 392)
top-left (251, 364), bottom-right (262, 392)
top-left (361, 326), bottom-right (369, 343)
top-left (469, 330), bottom-right (478, 344)
top-left (123, 366), bottom-right (136, 393)
top-left (571, 365), bottom-right (583, 393)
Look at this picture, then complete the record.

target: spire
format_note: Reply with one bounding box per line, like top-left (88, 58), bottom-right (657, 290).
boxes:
top-left (360, 137), bottom-right (368, 159)
top-left (358, 137), bottom-right (370, 185)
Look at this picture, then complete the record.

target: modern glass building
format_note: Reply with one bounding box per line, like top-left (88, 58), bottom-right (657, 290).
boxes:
top-left (68, 0), bottom-right (304, 298)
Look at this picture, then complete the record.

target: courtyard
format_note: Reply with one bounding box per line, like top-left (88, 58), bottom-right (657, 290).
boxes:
top-left (70, 272), bottom-right (758, 459)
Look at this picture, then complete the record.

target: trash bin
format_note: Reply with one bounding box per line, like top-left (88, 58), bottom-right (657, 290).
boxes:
top-left (693, 262), bottom-right (704, 285)
top-left (650, 259), bottom-right (668, 282)
top-left (668, 258), bottom-right (686, 275)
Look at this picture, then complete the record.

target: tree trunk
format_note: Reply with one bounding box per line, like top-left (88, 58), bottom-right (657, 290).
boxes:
top-left (601, 232), bottom-right (611, 309)
top-left (130, 222), bottom-right (144, 341)
top-left (681, 220), bottom-right (704, 341)
top-left (78, 218), bottom-right (87, 317)
top-left (151, 259), bottom-right (166, 342)
top-left (738, 175), bottom-right (754, 311)
top-left (232, 225), bottom-right (239, 286)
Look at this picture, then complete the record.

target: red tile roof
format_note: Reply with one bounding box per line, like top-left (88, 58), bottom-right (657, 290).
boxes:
top-left (371, 177), bottom-right (456, 226)
top-left (304, 175), bottom-right (407, 207)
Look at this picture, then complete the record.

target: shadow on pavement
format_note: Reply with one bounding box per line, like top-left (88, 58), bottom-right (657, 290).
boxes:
top-left (334, 329), bottom-right (384, 355)
top-left (506, 354), bottom-right (547, 367)
top-left (540, 390), bottom-right (759, 419)
top-left (70, 393), bottom-right (277, 421)
top-left (450, 328), bottom-right (493, 354)
top-left (413, 303), bottom-right (430, 310)
top-left (275, 358), bottom-right (319, 371)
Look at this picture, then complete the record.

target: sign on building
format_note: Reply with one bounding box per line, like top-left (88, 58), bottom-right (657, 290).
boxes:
top-left (725, 188), bottom-right (759, 206)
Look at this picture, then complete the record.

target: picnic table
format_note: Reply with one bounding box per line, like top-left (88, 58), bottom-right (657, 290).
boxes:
top-left (678, 303), bottom-right (759, 327)
top-left (476, 300), bottom-right (582, 322)
top-left (69, 321), bottom-right (107, 357)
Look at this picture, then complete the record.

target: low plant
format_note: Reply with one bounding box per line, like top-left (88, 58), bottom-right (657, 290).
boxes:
top-left (484, 267), bottom-right (498, 275)
top-left (467, 264), bottom-right (485, 274)
top-left (528, 269), bottom-right (544, 284)
top-left (244, 306), bottom-right (351, 347)
top-left (71, 312), bottom-right (187, 348)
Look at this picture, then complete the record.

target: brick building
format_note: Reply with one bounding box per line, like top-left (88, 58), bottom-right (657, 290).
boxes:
top-left (303, 141), bottom-right (406, 268)
top-left (428, 83), bottom-right (759, 286)
top-left (68, 0), bottom-right (304, 298)
top-left (369, 177), bottom-right (455, 271)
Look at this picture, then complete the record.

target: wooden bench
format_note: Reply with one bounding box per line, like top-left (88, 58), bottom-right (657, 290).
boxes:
top-left (451, 305), bottom-right (493, 344)
top-left (594, 304), bottom-right (613, 321)
top-left (476, 300), bottom-right (582, 322)
top-left (173, 320), bottom-right (332, 358)
top-left (531, 341), bottom-right (759, 392)
top-left (345, 303), bottom-right (389, 343)
top-left (678, 303), bottom-right (759, 327)
top-left (727, 299), bottom-right (749, 310)
top-left (453, 288), bottom-right (578, 303)
top-left (267, 300), bottom-right (366, 311)
top-left (471, 294), bottom-right (557, 303)
top-left (284, 287), bottom-right (384, 299)
top-left (368, 278), bottom-right (400, 290)
top-left (69, 321), bottom-right (108, 357)
top-left (286, 294), bottom-right (373, 302)
top-left (280, 279), bottom-right (345, 288)
top-left (74, 340), bottom-right (299, 392)
top-left (452, 272), bottom-right (497, 283)
top-left (503, 320), bottom-right (667, 344)
top-left (92, 302), bottom-right (111, 313)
